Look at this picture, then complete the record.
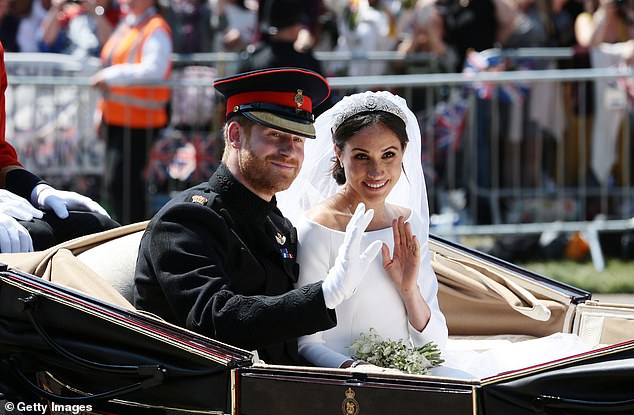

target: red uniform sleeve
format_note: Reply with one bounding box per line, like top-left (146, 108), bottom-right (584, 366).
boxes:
top-left (0, 41), bottom-right (21, 170)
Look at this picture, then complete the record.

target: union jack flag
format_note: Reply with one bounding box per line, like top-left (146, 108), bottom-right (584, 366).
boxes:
top-left (419, 88), bottom-right (470, 184)
top-left (462, 49), bottom-right (532, 103)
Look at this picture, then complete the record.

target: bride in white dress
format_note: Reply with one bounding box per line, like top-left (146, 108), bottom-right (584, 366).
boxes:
top-left (279, 91), bottom-right (448, 370)
top-left (277, 91), bottom-right (590, 378)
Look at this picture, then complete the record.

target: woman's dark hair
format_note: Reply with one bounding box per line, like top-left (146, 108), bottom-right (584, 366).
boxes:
top-left (332, 111), bottom-right (408, 185)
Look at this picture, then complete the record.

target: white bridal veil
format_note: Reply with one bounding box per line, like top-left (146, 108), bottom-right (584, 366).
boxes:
top-left (277, 90), bottom-right (429, 226)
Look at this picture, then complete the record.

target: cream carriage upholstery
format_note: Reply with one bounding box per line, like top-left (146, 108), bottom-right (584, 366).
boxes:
top-left (0, 222), bottom-right (147, 310)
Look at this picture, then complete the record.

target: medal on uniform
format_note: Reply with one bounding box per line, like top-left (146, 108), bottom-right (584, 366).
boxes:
top-left (275, 232), bottom-right (286, 245)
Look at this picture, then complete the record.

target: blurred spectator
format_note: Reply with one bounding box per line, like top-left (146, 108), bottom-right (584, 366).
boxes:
top-left (163, 0), bottom-right (218, 129)
top-left (501, 0), bottom-right (566, 192)
top-left (396, 1), bottom-right (456, 74)
top-left (550, 0), bottom-right (583, 47)
top-left (16, 0), bottom-right (49, 53)
top-left (91, 0), bottom-right (172, 224)
top-left (511, 0), bottom-right (587, 49)
top-left (575, 0), bottom-right (633, 47)
top-left (430, 0), bottom-right (523, 70)
top-left (413, 0), bottom-right (518, 223)
top-left (574, 0), bottom-right (633, 188)
top-left (394, 2), bottom-right (456, 114)
top-left (0, 41), bottom-right (119, 252)
top-left (334, 0), bottom-right (394, 77)
top-left (165, 0), bottom-right (215, 54)
top-left (39, 0), bottom-right (121, 57)
top-left (0, 0), bottom-right (20, 52)
top-left (210, 0), bottom-right (257, 52)
top-left (503, 0), bottom-right (549, 48)
top-left (560, 0), bottom-right (598, 188)
top-left (241, 0), bottom-right (324, 73)
top-left (311, 0), bottom-right (339, 55)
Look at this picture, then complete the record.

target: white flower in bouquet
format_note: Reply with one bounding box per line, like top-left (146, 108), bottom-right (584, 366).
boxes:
top-left (348, 328), bottom-right (444, 375)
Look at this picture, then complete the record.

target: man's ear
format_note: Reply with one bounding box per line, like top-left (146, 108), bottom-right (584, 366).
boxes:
top-left (227, 121), bottom-right (242, 148)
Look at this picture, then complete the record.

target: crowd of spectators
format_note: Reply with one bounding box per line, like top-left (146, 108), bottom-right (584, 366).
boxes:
top-left (2, 0), bottom-right (625, 127)
top-left (0, 0), bottom-right (630, 109)
top-left (0, 0), bottom-right (633, 231)
top-left (0, 0), bottom-right (627, 67)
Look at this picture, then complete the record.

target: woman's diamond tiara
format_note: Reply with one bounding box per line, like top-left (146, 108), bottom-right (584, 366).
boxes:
top-left (331, 92), bottom-right (408, 132)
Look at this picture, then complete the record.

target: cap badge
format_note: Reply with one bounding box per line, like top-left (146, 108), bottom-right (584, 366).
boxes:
top-left (275, 232), bottom-right (286, 245)
top-left (294, 89), bottom-right (305, 108)
top-left (192, 195), bottom-right (208, 205)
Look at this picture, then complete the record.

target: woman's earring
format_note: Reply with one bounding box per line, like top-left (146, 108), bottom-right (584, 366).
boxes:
top-left (339, 160), bottom-right (344, 168)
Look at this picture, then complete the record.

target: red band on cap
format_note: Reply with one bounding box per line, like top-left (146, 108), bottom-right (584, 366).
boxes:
top-left (226, 91), bottom-right (313, 116)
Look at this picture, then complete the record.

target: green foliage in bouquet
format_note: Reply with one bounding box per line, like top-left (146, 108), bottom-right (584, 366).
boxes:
top-left (348, 328), bottom-right (444, 375)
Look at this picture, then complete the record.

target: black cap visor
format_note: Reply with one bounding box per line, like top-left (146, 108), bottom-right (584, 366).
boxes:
top-left (242, 111), bottom-right (316, 138)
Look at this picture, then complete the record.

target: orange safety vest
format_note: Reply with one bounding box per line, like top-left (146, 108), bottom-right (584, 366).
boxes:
top-left (100, 12), bottom-right (172, 129)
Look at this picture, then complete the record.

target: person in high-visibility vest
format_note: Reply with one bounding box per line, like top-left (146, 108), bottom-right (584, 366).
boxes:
top-left (0, 41), bottom-right (119, 253)
top-left (91, 0), bottom-right (172, 224)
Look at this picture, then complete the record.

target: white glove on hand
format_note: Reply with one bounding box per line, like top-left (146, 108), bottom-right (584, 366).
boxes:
top-left (0, 189), bottom-right (44, 221)
top-left (322, 203), bottom-right (382, 309)
top-left (33, 184), bottom-right (110, 219)
top-left (0, 190), bottom-right (43, 253)
top-left (0, 212), bottom-right (34, 253)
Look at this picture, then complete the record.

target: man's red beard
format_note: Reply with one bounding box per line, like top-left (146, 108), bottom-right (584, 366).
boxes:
top-left (238, 149), bottom-right (300, 196)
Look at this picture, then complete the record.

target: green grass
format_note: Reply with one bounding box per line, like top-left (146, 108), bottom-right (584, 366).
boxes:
top-left (517, 259), bottom-right (634, 294)
top-left (459, 236), bottom-right (634, 294)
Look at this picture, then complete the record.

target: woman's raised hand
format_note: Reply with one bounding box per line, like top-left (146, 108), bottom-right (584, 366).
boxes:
top-left (381, 216), bottom-right (420, 296)
top-left (382, 216), bottom-right (432, 331)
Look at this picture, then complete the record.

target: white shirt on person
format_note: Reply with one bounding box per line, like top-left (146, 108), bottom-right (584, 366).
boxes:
top-left (16, 0), bottom-right (47, 53)
top-left (98, 7), bottom-right (172, 85)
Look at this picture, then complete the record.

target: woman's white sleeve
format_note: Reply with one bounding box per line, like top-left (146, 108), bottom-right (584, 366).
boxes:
top-left (295, 219), bottom-right (351, 368)
top-left (407, 214), bottom-right (449, 350)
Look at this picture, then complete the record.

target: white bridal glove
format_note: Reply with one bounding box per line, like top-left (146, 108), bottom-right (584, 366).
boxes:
top-left (32, 184), bottom-right (110, 219)
top-left (0, 189), bottom-right (43, 252)
top-left (321, 203), bottom-right (382, 309)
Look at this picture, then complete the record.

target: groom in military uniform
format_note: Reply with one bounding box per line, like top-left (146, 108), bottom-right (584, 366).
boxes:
top-left (134, 67), bottom-right (381, 365)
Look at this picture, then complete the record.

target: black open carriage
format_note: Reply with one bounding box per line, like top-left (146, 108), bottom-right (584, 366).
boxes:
top-left (1, 225), bottom-right (633, 414)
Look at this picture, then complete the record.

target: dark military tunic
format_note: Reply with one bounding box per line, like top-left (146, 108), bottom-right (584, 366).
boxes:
top-left (134, 163), bottom-right (336, 364)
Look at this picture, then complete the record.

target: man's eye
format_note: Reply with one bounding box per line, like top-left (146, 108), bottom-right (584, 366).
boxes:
top-left (293, 137), bottom-right (305, 143)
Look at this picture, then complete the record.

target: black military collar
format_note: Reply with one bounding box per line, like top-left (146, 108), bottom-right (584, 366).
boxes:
top-left (209, 163), bottom-right (278, 222)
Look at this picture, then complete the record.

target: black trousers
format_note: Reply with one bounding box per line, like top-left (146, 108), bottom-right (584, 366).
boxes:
top-left (19, 211), bottom-right (120, 251)
top-left (101, 124), bottom-right (162, 225)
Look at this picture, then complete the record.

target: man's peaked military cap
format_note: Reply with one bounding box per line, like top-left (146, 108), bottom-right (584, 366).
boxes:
top-left (213, 67), bottom-right (330, 138)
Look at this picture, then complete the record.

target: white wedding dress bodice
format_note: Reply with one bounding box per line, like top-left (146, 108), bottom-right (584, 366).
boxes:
top-left (294, 211), bottom-right (448, 369)
top-left (293, 211), bottom-right (592, 379)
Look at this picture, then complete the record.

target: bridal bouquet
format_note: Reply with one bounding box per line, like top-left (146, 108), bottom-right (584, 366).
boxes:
top-left (348, 328), bottom-right (444, 375)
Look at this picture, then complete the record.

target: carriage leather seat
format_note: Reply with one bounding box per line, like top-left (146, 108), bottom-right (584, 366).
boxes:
top-left (76, 229), bottom-right (145, 304)
top-left (0, 222), bottom-right (148, 311)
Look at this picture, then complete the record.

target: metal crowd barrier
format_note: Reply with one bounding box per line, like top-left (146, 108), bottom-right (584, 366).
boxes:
top-left (5, 52), bottom-right (634, 266)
